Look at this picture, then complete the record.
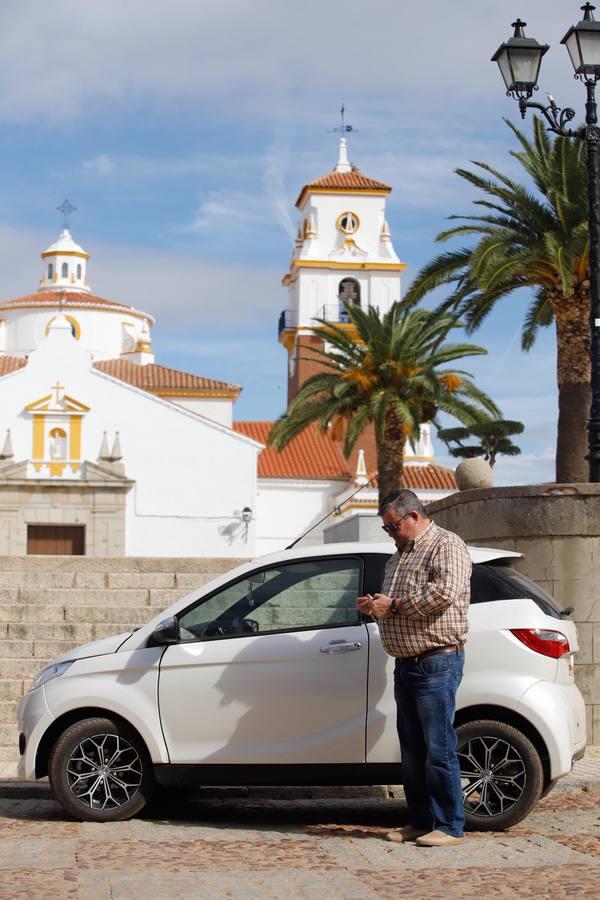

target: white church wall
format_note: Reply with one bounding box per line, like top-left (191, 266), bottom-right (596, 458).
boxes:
top-left (2, 307), bottom-right (149, 360)
top-left (0, 320), bottom-right (260, 557)
top-left (254, 478), bottom-right (346, 555)
top-left (168, 397), bottom-right (233, 428)
top-left (297, 193), bottom-right (391, 263)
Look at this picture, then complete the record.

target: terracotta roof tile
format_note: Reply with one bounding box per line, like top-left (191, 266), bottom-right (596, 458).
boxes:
top-left (0, 291), bottom-right (153, 323)
top-left (296, 169), bottom-right (391, 207)
top-left (370, 465), bottom-right (457, 491)
top-left (0, 355), bottom-right (26, 376)
top-left (234, 422), bottom-right (350, 480)
top-left (234, 421), bottom-right (456, 489)
top-left (94, 359), bottom-right (241, 395)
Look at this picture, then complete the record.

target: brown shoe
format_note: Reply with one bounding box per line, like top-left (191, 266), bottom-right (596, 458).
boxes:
top-left (415, 829), bottom-right (464, 847)
top-left (386, 825), bottom-right (429, 843)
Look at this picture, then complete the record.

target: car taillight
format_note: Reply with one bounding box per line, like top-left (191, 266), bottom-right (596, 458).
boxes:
top-left (510, 628), bottom-right (570, 658)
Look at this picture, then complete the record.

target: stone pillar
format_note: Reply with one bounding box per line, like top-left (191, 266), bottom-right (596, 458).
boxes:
top-left (427, 484), bottom-right (600, 744)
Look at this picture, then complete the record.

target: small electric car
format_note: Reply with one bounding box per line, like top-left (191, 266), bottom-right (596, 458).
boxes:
top-left (17, 543), bottom-right (586, 828)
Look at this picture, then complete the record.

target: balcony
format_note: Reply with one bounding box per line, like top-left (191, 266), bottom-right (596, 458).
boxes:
top-left (278, 309), bottom-right (297, 336)
top-left (319, 303), bottom-right (351, 324)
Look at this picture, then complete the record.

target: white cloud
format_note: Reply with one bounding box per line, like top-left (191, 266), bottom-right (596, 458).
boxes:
top-left (0, 1), bottom-right (582, 126)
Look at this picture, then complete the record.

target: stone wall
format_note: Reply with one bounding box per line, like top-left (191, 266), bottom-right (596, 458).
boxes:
top-left (427, 484), bottom-right (600, 745)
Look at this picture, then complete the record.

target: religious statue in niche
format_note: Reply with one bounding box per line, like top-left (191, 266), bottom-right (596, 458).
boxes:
top-left (48, 428), bottom-right (67, 459)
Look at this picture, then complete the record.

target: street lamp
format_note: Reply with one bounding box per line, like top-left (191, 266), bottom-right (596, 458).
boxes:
top-left (492, 4), bottom-right (600, 482)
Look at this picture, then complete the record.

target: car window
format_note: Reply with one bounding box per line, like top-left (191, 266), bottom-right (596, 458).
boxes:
top-left (178, 557), bottom-right (362, 641)
top-left (471, 564), bottom-right (562, 617)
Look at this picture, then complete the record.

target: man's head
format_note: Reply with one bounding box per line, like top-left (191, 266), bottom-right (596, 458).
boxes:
top-left (378, 489), bottom-right (430, 550)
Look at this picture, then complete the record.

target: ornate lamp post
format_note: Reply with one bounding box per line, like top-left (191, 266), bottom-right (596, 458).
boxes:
top-left (492, 4), bottom-right (600, 482)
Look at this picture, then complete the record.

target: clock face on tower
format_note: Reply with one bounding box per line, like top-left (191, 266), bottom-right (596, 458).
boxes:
top-left (336, 211), bottom-right (360, 235)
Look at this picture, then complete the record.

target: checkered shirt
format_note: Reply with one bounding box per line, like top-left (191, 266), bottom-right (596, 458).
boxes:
top-left (378, 521), bottom-right (471, 658)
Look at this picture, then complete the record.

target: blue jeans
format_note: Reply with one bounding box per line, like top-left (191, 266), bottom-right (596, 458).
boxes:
top-left (394, 650), bottom-right (465, 837)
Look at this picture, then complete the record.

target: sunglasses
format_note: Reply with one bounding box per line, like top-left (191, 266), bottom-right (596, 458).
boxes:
top-left (381, 513), bottom-right (410, 535)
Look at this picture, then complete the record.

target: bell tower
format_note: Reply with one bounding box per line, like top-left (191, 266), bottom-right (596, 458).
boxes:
top-left (279, 135), bottom-right (406, 403)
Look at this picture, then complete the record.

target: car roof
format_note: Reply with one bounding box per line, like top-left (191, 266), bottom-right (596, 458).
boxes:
top-left (250, 542), bottom-right (522, 568)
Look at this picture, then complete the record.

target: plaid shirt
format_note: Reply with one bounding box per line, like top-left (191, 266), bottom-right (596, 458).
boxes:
top-left (378, 521), bottom-right (471, 658)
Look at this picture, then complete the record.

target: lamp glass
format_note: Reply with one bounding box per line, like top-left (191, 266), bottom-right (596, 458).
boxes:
top-left (579, 31), bottom-right (600, 70)
top-left (509, 47), bottom-right (544, 87)
top-left (564, 30), bottom-right (582, 71)
top-left (496, 48), bottom-right (514, 90)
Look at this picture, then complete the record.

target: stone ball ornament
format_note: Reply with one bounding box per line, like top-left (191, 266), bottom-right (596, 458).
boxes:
top-left (455, 458), bottom-right (494, 491)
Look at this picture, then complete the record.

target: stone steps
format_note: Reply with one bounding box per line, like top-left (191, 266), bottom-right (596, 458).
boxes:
top-left (0, 556), bottom-right (243, 767)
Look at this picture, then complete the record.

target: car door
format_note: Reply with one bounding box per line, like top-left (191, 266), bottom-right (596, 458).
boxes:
top-left (158, 555), bottom-right (369, 764)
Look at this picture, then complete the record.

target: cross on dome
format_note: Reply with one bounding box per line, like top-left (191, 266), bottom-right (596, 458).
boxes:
top-left (57, 199), bottom-right (77, 228)
top-left (39, 207), bottom-right (91, 295)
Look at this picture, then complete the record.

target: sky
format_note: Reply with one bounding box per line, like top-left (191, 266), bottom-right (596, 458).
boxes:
top-left (0, 0), bottom-right (589, 485)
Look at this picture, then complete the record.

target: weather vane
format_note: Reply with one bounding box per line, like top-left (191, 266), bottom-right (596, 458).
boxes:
top-left (57, 199), bottom-right (77, 228)
top-left (330, 104), bottom-right (357, 135)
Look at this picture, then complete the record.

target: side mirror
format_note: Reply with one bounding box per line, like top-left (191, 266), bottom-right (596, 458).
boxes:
top-left (150, 616), bottom-right (179, 646)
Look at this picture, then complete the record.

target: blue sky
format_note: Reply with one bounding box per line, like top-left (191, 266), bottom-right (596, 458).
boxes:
top-left (0, 0), bottom-right (589, 484)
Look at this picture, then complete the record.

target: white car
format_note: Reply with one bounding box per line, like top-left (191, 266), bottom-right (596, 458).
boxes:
top-left (17, 543), bottom-right (586, 828)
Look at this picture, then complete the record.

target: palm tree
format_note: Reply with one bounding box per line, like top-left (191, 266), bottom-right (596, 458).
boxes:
top-left (269, 302), bottom-right (500, 502)
top-left (403, 116), bottom-right (589, 483)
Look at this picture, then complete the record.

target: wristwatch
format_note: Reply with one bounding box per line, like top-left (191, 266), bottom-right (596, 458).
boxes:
top-left (390, 597), bottom-right (399, 615)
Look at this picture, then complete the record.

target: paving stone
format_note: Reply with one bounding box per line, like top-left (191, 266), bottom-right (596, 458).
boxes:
top-left (353, 865), bottom-right (600, 899)
top-left (0, 836), bottom-right (76, 869)
top-left (0, 869), bottom-right (81, 898)
top-left (0, 792), bottom-right (600, 899)
top-left (112, 869), bottom-right (378, 899)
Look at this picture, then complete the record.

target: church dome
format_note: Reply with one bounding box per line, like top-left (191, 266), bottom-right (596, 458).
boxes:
top-left (39, 227), bottom-right (91, 294)
top-left (42, 228), bottom-right (89, 259)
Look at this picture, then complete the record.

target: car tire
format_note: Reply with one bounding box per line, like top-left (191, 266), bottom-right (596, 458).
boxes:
top-left (48, 716), bottom-right (153, 822)
top-left (457, 719), bottom-right (544, 831)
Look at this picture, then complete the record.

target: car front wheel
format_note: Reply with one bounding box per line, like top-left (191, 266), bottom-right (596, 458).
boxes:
top-left (457, 719), bottom-right (544, 831)
top-left (48, 716), bottom-right (153, 822)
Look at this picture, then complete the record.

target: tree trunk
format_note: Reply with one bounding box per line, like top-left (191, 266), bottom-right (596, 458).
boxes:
top-left (553, 289), bottom-right (590, 483)
top-left (376, 413), bottom-right (406, 505)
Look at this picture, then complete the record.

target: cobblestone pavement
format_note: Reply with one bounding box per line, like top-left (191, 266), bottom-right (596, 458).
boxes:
top-left (0, 784), bottom-right (599, 899)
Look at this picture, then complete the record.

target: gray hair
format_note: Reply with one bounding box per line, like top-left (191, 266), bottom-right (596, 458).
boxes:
top-left (378, 489), bottom-right (429, 519)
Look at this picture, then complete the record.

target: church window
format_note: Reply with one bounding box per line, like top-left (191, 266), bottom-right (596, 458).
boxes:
top-left (76, 264), bottom-right (82, 279)
top-left (336, 211), bottom-right (360, 235)
top-left (61, 262), bottom-right (68, 278)
top-left (47, 263), bottom-right (53, 280)
top-left (338, 278), bottom-right (360, 322)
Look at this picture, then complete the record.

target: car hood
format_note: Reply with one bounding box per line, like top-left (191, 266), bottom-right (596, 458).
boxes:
top-left (48, 631), bottom-right (133, 666)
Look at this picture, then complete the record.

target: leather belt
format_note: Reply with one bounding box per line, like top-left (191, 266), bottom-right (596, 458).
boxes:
top-left (401, 642), bottom-right (464, 664)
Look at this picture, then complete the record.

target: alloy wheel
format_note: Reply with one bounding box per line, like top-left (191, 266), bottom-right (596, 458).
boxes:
top-left (458, 735), bottom-right (527, 818)
top-left (65, 731), bottom-right (143, 810)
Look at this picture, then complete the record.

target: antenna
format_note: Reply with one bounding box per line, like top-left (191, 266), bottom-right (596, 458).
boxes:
top-left (285, 471), bottom-right (378, 550)
top-left (330, 103), bottom-right (358, 135)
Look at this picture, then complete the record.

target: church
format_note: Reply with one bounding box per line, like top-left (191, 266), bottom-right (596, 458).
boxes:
top-left (0, 139), bottom-right (455, 557)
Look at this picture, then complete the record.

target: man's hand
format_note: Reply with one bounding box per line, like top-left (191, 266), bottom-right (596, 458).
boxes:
top-left (371, 593), bottom-right (393, 619)
top-left (357, 594), bottom-right (374, 615)
top-left (357, 593), bottom-right (394, 619)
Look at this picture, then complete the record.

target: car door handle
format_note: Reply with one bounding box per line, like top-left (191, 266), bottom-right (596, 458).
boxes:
top-left (320, 641), bottom-right (362, 653)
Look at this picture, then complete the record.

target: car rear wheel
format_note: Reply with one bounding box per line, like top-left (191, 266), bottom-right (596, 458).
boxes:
top-left (48, 717), bottom-right (153, 822)
top-left (457, 719), bottom-right (544, 831)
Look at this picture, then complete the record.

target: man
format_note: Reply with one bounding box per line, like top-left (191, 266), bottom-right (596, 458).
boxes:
top-left (357, 489), bottom-right (471, 847)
